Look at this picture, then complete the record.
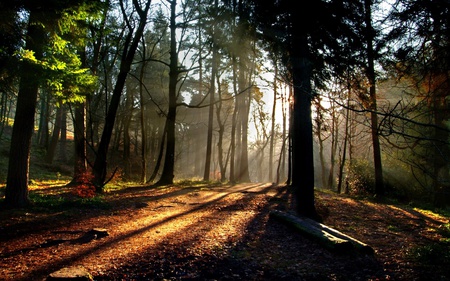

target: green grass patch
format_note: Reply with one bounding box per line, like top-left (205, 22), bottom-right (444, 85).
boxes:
top-left (408, 243), bottom-right (450, 266)
top-left (438, 223), bottom-right (450, 238)
top-left (29, 192), bottom-right (110, 210)
top-left (174, 178), bottom-right (224, 188)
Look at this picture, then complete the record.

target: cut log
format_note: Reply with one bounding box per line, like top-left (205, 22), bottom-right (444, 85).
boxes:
top-left (269, 210), bottom-right (374, 255)
top-left (302, 216), bottom-right (374, 255)
top-left (46, 265), bottom-right (93, 280)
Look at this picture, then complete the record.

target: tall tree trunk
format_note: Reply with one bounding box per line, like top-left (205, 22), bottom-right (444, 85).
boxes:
top-left (5, 10), bottom-right (46, 207)
top-left (71, 101), bottom-right (87, 183)
top-left (215, 75), bottom-right (227, 182)
top-left (139, 62), bottom-right (148, 184)
top-left (46, 105), bottom-right (63, 164)
top-left (37, 91), bottom-right (50, 147)
top-left (328, 100), bottom-right (338, 189)
top-left (203, 1), bottom-right (219, 181)
top-left (59, 105), bottom-right (67, 162)
top-left (286, 85), bottom-right (293, 186)
top-left (203, 64), bottom-right (216, 181)
top-left (148, 122), bottom-right (167, 183)
top-left (70, 46), bottom-right (92, 184)
top-left (364, 0), bottom-right (384, 196)
top-left (93, 0), bottom-right (150, 189)
top-left (276, 86), bottom-right (288, 184)
top-left (269, 63), bottom-right (277, 182)
top-left (315, 101), bottom-right (327, 189)
top-left (235, 63), bottom-right (250, 182)
top-left (123, 81), bottom-right (134, 179)
top-left (157, 0), bottom-right (178, 185)
top-left (337, 83), bottom-right (351, 194)
top-left (290, 14), bottom-right (318, 219)
top-left (229, 54), bottom-right (238, 183)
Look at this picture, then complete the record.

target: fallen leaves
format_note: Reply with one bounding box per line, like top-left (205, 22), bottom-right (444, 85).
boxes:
top-left (0, 184), bottom-right (449, 281)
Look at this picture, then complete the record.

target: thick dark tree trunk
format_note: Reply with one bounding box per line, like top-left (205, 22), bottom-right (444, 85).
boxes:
top-left (157, 0), bottom-right (178, 185)
top-left (364, 0), bottom-right (384, 197)
top-left (71, 102), bottom-right (87, 183)
top-left (5, 10), bottom-right (46, 207)
top-left (290, 15), bottom-right (319, 219)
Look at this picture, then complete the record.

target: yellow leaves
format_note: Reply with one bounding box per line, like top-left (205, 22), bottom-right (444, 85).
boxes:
top-left (18, 49), bottom-right (38, 63)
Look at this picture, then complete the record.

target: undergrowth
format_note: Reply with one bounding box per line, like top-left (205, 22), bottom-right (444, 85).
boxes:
top-left (29, 192), bottom-right (110, 210)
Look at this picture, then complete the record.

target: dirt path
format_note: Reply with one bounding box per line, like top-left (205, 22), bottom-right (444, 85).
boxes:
top-left (0, 183), bottom-right (449, 280)
top-left (1, 183), bottom-right (278, 280)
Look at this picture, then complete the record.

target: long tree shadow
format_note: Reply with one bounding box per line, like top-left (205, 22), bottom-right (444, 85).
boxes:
top-left (91, 184), bottom-right (385, 281)
top-left (0, 182), bottom-right (225, 243)
top-left (7, 183), bottom-right (275, 280)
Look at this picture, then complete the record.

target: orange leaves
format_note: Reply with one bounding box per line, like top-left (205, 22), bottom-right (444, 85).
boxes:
top-left (71, 171), bottom-right (96, 198)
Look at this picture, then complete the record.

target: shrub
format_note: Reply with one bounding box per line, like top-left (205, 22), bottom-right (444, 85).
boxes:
top-left (71, 171), bottom-right (96, 198)
top-left (346, 159), bottom-right (375, 195)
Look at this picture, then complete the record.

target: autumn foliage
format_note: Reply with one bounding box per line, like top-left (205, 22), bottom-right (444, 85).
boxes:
top-left (71, 171), bottom-right (96, 198)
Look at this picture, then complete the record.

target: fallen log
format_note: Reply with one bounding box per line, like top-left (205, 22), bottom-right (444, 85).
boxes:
top-left (269, 210), bottom-right (374, 255)
top-left (47, 265), bottom-right (93, 280)
top-left (302, 216), bottom-right (374, 255)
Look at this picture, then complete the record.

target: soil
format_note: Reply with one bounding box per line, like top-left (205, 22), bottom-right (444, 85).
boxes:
top-left (0, 182), bottom-right (449, 281)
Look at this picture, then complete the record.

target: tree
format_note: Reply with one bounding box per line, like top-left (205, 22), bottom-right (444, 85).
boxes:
top-left (203, 0), bottom-right (219, 181)
top-left (156, 0), bottom-right (179, 185)
top-left (383, 0), bottom-right (450, 205)
top-left (247, 0), bottom-right (371, 219)
top-left (157, 0), bottom-right (204, 185)
top-left (93, 0), bottom-right (151, 189)
top-left (5, 7), bottom-right (47, 207)
top-left (5, 0), bottom-right (100, 207)
top-left (45, 103), bottom-right (64, 164)
top-left (363, 0), bottom-right (384, 197)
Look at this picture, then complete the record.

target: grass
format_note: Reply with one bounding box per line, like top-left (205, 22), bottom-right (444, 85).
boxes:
top-left (408, 243), bottom-right (450, 266)
top-left (29, 191), bottom-right (111, 210)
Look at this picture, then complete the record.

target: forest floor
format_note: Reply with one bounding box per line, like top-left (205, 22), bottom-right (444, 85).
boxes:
top-left (1, 182), bottom-right (450, 281)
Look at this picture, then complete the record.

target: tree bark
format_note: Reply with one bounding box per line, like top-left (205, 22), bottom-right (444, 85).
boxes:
top-left (93, 0), bottom-right (150, 189)
top-left (5, 10), bottom-right (46, 207)
top-left (59, 105), bottom-right (67, 162)
top-left (46, 105), bottom-right (63, 164)
top-left (71, 101), bottom-right (87, 182)
top-left (290, 12), bottom-right (318, 219)
top-left (269, 62), bottom-right (277, 182)
top-left (203, 25), bottom-right (217, 181)
top-left (157, 0), bottom-right (178, 185)
top-left (364, 0), bottom-right (384, 197)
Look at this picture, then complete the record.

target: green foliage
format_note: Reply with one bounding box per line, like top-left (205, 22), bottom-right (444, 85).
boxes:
top-left (174, 179), bottom-right (224, 188)
top-left (346, 159), bottom-right (375, 195)
top-left (438, 223), bottom-right (450, 240)
top-left (14, 1), bottom-right (101, 105)
top-left (29, 192), bottom-right (109, 210)
top-left (408, 243), bottom-right (450, 266)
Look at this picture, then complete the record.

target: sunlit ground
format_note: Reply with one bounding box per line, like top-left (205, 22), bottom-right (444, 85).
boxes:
top-left (1, 183), bottom-right (274, 280)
